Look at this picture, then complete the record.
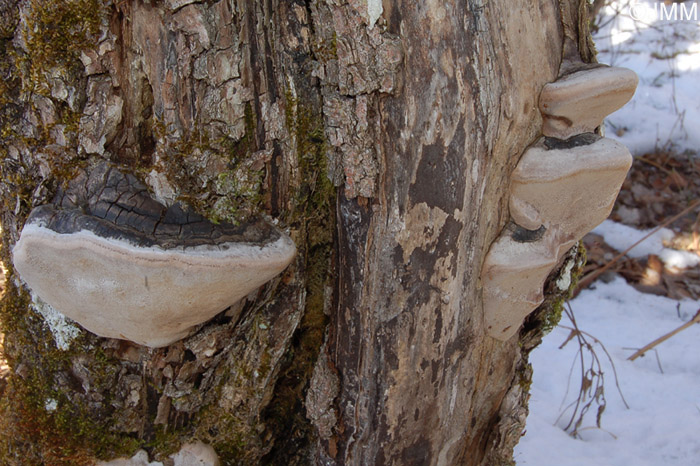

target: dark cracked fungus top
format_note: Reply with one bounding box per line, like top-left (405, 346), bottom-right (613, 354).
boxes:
top-left (26, 162), bottom-right (280, 250)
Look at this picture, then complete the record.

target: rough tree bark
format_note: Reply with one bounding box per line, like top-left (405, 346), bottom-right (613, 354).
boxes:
top-left (0, 0), bottom-right (593, 464)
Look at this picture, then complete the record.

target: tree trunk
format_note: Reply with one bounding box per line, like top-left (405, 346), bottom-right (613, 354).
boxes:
top-left (0, 0), bottom-right (593, 464)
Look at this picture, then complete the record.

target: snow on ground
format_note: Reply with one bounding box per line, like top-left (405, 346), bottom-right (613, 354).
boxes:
top-left (594, 219), bottom-right (700, 268)
top-left (593, 219), bottom-right (676, 259)
top-left (516, 2), bottom-right (700, 465)
top-left (595, 0), bottom-right (700, 156)
top-left (515, 278), bottom-right (700, 466)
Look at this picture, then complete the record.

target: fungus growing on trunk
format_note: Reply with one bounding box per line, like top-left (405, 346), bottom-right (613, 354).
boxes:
top-left (481, 225), bottom-right (560, 341)
top-left (482, 61), bottom-right (638, 341)
top-left (540, 65), bottom-right (638, 140)
top-left (483, 137), bottom-right (632, 340)
top-left (12, 163), bottom-right (295, 347)
top-left (509, 136), bottom-right (633, 250)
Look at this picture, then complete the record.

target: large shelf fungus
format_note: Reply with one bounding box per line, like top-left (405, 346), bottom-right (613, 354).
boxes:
top-left (509, 136), bottom-right (633, 252)
top-left (12, 163), bottom-right (296, 348)
top-left (482, 62), bottom-right (637, 341)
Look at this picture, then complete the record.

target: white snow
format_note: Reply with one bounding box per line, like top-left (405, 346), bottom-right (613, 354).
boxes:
top-left (516, 2), bottom-right (700, 464)
top-left (594, 220), bottom-right (700, 269)
top-left (515, 278), bottom-right (700, 466)
top-left (658, 248), bottom-right (700, 270)
top-left (593, 219), bottom-right (674, 258)
top-left (594, 0), bottom-right (700, 156)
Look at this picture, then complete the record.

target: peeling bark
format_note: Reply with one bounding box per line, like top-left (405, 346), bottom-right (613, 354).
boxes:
top-left (0, 0), bottom-right (592, 464)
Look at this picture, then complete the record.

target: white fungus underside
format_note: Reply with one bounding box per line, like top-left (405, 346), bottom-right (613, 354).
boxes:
top-left (12, 223), bottom-right (296, 347)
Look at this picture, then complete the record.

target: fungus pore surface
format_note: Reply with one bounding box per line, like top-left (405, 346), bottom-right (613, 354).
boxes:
top-left (12, 163), bottom-right (296, 347)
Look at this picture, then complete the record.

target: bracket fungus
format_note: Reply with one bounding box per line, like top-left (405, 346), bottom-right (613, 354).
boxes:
top-left (482, 62), bottom-right (637, 341)
top-left (12, 163), bottom-right (296, 347)
top-left (509, 136), bottom-right (633, 250)
top-left (540, 65), bottom-right (638, 140)
top-left (482, 224), bottom-right (561, 340)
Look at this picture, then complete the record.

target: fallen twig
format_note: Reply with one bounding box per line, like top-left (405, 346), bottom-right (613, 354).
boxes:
top-left (579, 200), bottom-right (700, 290)
top-left (636, 155), bottom-right (672, 175)
top-left (555, 302), bottom-right (629, 438)
top-left (627, 308), bottom-right (700, 361)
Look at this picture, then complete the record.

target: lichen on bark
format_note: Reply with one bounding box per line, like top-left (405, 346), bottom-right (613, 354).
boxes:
top-left (0, 272), bottom-right (142, 464)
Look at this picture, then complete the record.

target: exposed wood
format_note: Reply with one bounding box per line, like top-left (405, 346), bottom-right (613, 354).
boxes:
top-left (311, 1), bottom-right (569, 464)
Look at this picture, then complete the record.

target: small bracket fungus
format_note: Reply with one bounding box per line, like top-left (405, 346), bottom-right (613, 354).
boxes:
top-left (482, 61), bottom-right (637, 341)
top-left (12, 163), bottom-right (296, 347)
top-left (540, 65), bottom-right (638, 140)
top-left (482, 225), bottom-right (560, 340)
top-left (483, 138), bottom-right (632, 340)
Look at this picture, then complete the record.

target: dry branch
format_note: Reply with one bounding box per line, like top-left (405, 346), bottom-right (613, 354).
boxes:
top-left (579, 200), bottom-right (700, 290)
top-left (628, 309), bottom-right (700, 361)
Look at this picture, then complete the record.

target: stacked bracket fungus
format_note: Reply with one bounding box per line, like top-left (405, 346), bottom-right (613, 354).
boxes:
top-left (482, 63), bottom-right (638, 341)
top-left (11, 163), bottom-right (295, 347)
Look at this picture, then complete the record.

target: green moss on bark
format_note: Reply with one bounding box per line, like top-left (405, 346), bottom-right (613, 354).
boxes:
top-left (25, 0), bottom-right (101, 75)
top-left (0, 3), bottom-right (336, 464)
top-left (260, 90), bottom-right (335, 464)
top-left (0, 272), bottom-right (141, 464)
top-left (153, 102), bottom-right (264, 226)
top-left (1, 0), bottom-right (102, 226)
top-left (520, 241), bottom-right (586, 351)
